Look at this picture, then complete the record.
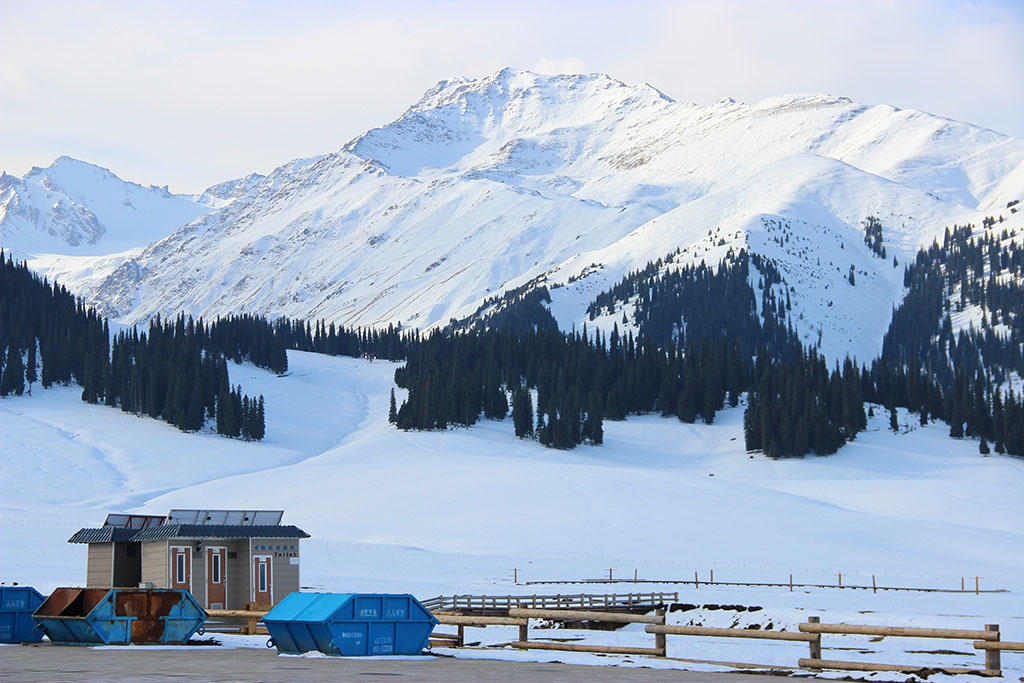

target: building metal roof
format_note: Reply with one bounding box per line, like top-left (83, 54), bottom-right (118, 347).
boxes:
top-left (69, 524), bottom-right (309, 544)
top-left (68, 527), bottom-right (144, 544)
top-left (129, 524), bottom-right (310, 542)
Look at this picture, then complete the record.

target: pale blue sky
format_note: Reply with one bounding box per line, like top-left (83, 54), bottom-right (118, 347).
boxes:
top-left (1, 0), bottom-right (1021, 193)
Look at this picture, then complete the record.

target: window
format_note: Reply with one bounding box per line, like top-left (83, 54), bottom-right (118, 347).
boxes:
top-left (176, 552), bottom-right (185, 584)
top-left (258, 561), bottom-right (267, 592)
top-left (211, 552), bottom-right (221, 584)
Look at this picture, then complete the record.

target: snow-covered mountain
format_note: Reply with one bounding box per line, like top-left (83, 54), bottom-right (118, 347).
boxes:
top-left (13, 69), bottom-right (1024, 363)
top-left (0, 156), bottom-right (214, 257)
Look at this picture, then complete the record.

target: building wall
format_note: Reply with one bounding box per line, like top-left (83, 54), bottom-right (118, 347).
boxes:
top-left (141, 541), bottom-right (168, 588)
top-left (86, 543), bottom-right (112, 587)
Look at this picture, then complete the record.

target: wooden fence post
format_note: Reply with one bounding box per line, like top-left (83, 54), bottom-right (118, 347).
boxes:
top-left (694, 571), bottom-right (699, 589)
top-left (789, 574), bottom-right (793, 591)
top-left (872, 575), bottom-right (877, 594)
top-left (807, 616), bottom-right (822, 666)
top-left (985, 624), bottom-right (1000, 673)
top-left (519, 621), bottom-right (529, 645)
top-left (457, 625), bottom-right (464, 647)
top-left (655, 608), bottom-right (666, 657)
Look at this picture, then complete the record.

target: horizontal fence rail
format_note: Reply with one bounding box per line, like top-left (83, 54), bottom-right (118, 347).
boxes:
top-left (428, 604), bottom-right (1018, 676)
top-left (647, 624), bottom-right (817, 642)
top-left (523, 578), bottom-right (1006, 594)
top-left (422, 592), bottom-right (678, 613)
top-left (508, 608), bottom-right (662, 624)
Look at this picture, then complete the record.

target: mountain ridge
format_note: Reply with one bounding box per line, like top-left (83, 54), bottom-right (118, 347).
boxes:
top-left (5, 69), bottom-right (1023, 365)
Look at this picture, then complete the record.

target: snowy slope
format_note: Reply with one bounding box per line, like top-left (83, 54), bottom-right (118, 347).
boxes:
top-left (20, 70), bottom-right (1024, 364)
top-left (0, 156), bottom-right (212, 256)
top-left (3, 350), bottom-right (1024, 680)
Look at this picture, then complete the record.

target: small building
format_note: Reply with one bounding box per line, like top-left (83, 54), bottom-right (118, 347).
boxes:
top-left (69, 509), bottom-right (310, 610)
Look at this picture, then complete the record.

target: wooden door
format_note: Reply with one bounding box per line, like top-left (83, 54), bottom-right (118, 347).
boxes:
top-left (206, 547), bottom-right (226, 609)
top-left (170, 546), bottom-right (191, 592)
top-left (253, 555), bottom-right (272, 607)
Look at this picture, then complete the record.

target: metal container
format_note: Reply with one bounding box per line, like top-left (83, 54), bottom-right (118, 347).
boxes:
top-left (32, 587), bottom-right (207, 645)
top-left (0, 586), bottom-right (45, 643)
top-left (264, 593), bottom-right (437, 656)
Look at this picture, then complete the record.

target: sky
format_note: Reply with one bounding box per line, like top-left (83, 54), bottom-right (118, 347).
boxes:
top-left (1, 0), bottom-right (1022, 194)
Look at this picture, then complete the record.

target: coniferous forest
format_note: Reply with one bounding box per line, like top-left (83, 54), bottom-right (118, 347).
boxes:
top-left (4, 215), bottom-right (1023, 457)
top-left (0, 253), bottom-right (266, 439)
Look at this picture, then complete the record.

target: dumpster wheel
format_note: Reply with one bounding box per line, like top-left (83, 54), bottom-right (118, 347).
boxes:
top-left (266, 638), bottom-right (275, 649)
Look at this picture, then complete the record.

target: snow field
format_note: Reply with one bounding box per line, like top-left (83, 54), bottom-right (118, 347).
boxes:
top-left (2, 350), bottom-right (1024, 678)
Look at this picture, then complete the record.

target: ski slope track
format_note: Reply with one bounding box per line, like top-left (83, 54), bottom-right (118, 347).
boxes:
top-left (5, 68), bottom-right (1024, 364)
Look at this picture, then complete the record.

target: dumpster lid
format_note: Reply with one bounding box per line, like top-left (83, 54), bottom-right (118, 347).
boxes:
top-left (265, 593), bottom-right (354, 622)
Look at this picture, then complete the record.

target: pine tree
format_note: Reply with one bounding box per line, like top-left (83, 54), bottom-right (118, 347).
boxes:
top-left (388, 389), bottom-right (398, 424)
top-left (979, 438), bottom-right (990, 455)
top-left (24, 343), bottom-right (36, 395)
top-left (512, 388), bottom-right (533, 438)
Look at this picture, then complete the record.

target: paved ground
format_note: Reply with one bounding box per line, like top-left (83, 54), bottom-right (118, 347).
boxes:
top-left (0, 644), bottom-right (803, 682)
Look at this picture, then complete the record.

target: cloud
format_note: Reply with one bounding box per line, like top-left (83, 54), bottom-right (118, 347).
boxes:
top-left (0, 0), bottom-right (1021, 192)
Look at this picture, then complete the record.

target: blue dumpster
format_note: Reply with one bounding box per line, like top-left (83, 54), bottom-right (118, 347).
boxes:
top-left (0, 586), bottom-right (45, 643)
top-left (264, 593), bottom-right (437, 656)
top-left (32, 587), bottom-right (207, 645)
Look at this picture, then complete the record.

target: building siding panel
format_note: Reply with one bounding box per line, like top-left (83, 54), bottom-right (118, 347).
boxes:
top-left (86, 543), bottom-right (113, 587)
top-left (141, 541), bottom-right (168, 588)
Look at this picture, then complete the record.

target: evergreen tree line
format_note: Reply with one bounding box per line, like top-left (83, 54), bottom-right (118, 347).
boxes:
top-left (391, 326), bottom-right (752, 449)
top-left (449, 279), bottom-right (560, 334)
top-left (271, 318), bottom-right (411, 361)
top-left (586, 249), bottom-right (801, 358)
top-left (881, 221), bottom-right (1024, 389)
top-left (0, 254), bottom-right (265, 439)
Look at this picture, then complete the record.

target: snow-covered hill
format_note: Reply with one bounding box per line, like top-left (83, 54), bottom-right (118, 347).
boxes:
top-left (0, 156), bottom-right (213, 257)
top-left (11, 70), bottom-right (1024, 363)
top-left (4, 350), bottom-right (1024, 680)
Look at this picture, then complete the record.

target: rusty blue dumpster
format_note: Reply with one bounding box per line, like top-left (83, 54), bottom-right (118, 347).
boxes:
top-left (0, 586), bottom-right (45, 643)
top-left (264, 593), bottom-right (437, 655)
top-left (32, 587), bottom-right (207, 645)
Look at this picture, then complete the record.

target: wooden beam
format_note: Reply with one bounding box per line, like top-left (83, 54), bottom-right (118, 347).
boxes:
top-left (206, 609), bottom-right (269, 618)
top-left (974, 641), bottom-right (1024, 651)
top-left (509, 608), bottom-right (661, 624)
top-left (434, 614), bottom-right (527, 626)
top-left (512, 641), bottom-right (663, 656)
top-left (647, 624), bottom-right (817, 642)
top-left (799, 658), bottom-right (1000, 676)
top-left (798, 622), bottom-right (999, 640)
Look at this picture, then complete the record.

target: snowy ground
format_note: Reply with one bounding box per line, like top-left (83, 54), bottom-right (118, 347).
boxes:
top-left (2, 350), bottom-right (1023, 679)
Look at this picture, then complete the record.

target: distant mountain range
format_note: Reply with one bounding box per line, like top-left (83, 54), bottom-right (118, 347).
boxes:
top-left (3, 68), bottom-right (1023, 365)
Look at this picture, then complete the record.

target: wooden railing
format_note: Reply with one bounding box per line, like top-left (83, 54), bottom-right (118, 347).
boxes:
top-left (205, 607), bottom-right (269, 636)
top-left (422, 592), bottom-right (678, 613)
top-left (430, 607), bottom-right (1020, 676)
top-left (797, 617), bottom-right (1004, 676)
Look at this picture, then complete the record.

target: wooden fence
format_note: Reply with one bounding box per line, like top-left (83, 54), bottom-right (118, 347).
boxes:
top-left (202, 599), bottom-right (1024, 676)
top-left (422, 592), bottom-right (678, 614)
top-left (431, 608), bottom-right (1024, 676)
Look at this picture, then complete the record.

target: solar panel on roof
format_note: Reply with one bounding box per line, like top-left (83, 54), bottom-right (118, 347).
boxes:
top-left (167, 509), bottom-right (285, 526)
top-left (102, 514), bottom-right (165, 529)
